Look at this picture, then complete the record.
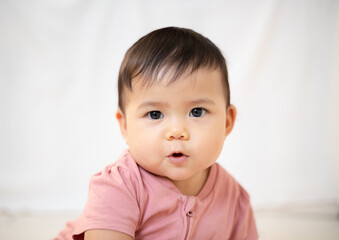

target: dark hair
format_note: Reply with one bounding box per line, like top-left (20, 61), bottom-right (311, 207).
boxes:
top-left (118, 27), bottom-right (230, 112)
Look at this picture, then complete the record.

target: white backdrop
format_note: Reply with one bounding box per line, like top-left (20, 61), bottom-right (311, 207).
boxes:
top-left (0, 0), bottom-right (338, 211)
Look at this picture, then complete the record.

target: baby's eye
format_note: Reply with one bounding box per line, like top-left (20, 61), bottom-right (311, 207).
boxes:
top-left (189, 108), bottom-right (207, 118)
top-left (146, 111), bottom-right (164, 120)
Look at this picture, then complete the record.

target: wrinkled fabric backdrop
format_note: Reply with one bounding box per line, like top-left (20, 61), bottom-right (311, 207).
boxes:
top-left (0, 0), bottom-right (338, 211)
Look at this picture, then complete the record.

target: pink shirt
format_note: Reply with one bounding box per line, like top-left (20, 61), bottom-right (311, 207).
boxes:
top-left (56, 150), bottom-right (258, 240)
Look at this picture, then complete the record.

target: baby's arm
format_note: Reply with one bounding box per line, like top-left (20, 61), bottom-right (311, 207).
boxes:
top-left (85, 229), bottom-right (134, 240)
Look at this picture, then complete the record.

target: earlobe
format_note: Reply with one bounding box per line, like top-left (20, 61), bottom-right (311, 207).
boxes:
top-left (225, 105), bottom-right (237, 137)
top-left (115, 109), bottom-right (128, 143)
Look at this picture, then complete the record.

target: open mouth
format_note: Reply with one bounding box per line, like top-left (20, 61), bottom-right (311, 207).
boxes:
top-left (172, 152), bottom-right (184, 157)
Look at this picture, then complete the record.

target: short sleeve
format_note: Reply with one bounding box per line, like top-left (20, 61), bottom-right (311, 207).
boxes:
top-left (229, 185), bottom-right (258, 240)
top-left (72, 163), bottom-right (141, 239)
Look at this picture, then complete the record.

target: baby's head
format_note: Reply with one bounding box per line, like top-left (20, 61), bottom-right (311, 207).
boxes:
top-left (118, 27), bottom-right (230, 113)
top-left (116, 27), bottom-right (236, 195)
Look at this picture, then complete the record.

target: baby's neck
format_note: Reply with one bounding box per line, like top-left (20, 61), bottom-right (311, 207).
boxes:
top-left (170, 167), bottom-right (210, 196)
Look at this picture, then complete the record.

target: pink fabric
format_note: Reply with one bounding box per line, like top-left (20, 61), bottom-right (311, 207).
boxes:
top-left (55, 150), bottom-right (258, 240)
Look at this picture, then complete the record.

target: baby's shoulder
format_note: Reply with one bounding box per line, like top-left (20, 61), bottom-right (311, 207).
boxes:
top-left (213, 164), bottom-right (250, 200)
top-left (88, 150), bottom-right (143, 193)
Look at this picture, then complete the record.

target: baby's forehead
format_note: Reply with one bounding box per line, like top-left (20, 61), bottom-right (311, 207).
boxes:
top-left (130, 67), bottom-right (224, 90)
top-left (124, 69), bottom-right (226, 106)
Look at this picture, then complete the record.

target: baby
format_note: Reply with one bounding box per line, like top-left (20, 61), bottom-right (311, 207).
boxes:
top-left (56, 27), bottom-right (258, 240)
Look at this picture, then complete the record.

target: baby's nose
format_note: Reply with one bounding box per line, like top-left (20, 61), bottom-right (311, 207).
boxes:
top-left (165, 127), bottom-right (190, 140)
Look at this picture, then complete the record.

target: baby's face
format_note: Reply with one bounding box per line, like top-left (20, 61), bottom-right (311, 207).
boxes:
top-left (116, 68), bottom-right (236, 193)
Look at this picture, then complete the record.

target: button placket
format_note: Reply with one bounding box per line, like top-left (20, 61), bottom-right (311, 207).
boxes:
top-left (183, 196), bottom-right (196, 239)
top-left (184, 196), bottom-right (196, 214)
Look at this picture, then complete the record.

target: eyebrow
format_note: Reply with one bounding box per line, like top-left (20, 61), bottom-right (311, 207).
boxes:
top-left (137, 98), bottom-right (215, 109)
top-left (137, 101), bottom-right (170, 109)
top-left (188, 98), bottom-right (216, 106)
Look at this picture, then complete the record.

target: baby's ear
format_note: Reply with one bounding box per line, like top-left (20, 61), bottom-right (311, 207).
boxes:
top-left (225, 105), bottom-right (237, 137)
top-left (116, 109), bottom-right (128, 143)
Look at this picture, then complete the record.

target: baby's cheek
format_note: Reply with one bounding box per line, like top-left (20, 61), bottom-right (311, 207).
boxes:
top-left (203, 131), bottom-right (225, 157)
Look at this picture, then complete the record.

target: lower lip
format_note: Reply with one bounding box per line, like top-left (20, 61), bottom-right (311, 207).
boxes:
top-left (168, 155), bottom-right (188, 164)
